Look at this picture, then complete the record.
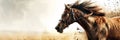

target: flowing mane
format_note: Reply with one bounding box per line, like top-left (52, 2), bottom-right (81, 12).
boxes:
top-left (71, 1), bottom-right (105, 16)
top-left (70, 1), bottom-right (120, 17)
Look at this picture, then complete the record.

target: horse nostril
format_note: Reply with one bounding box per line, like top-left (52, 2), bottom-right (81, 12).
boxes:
top-left (55, 26), bottom-right (60, 32)
top-left (55, 27), bottom-right (58, 30)
top-left (55, 26), bottom-right (63, 33)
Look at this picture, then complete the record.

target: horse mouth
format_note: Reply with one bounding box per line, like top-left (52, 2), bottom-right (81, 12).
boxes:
top-left (57, 30), bottom-right (63, 33)
top-left (55, 27), bottom-right (63, 33)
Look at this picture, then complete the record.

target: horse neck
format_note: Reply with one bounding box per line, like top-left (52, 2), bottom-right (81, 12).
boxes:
top-left (74, 13), bottom-right (92, 32)
top-left (72, 8), bottom-right (92, 31)
top-left (78, 18), bottom-right (90, 29)
top-left (74, 12), bottom-right (97, 39)
top-left (76, 17), bottom-right (96, 40)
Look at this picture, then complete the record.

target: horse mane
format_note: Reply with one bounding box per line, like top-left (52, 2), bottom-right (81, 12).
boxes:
top-left (71, 1), bottom-right (120, 17)
top-left (71, 1), bottom-right (105, 16)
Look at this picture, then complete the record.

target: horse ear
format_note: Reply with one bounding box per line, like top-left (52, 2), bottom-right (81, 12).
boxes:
top-left (65, 4), bottom-right (70, 10)
top-left (74, 0), bottom-right (79, 5)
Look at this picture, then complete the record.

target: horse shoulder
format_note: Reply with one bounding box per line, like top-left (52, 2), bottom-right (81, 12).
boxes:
top-left (106, 17), bottom-right (120, 38)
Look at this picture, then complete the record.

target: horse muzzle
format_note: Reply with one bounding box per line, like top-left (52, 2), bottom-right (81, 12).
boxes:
top-left (55, 26), bottom-right (63, 33)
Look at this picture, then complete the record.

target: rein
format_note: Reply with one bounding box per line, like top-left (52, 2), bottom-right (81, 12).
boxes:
top-left (70, 8), bottom-right (77, 22)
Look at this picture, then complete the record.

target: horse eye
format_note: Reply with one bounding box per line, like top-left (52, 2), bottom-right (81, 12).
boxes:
top-left (59, 19), bottom-right (65, 22)
top-left (59, 20), bottom-right (63, 21)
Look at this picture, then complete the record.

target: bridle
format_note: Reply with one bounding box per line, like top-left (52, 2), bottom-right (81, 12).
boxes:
top-left (59, 8), bottom-right (88, 25)
top-left (59, 8), bottom-right (77, 25)
top-left (70, 8), bottom-right (77, 22)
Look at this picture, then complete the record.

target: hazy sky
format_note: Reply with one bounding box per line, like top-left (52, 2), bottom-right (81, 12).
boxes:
top-left (0, 0), bottom-right (119, 33)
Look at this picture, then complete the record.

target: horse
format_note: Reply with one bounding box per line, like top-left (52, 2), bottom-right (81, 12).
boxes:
top-left (69, 1), bottom-right (120, 40)
top-left (55, 1), bottom-right (120, 40)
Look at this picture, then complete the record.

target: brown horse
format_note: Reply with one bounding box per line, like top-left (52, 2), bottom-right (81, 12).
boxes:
top-left (55, 1), bottom-right (120, 40)
top-left (70, 1), bottom-right (120, 40)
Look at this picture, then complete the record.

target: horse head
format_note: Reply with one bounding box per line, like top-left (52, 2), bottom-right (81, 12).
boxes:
top-left (55, 4), bottom-right (75, 33)
top-left (55, 4), bottom-right (93, 33)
